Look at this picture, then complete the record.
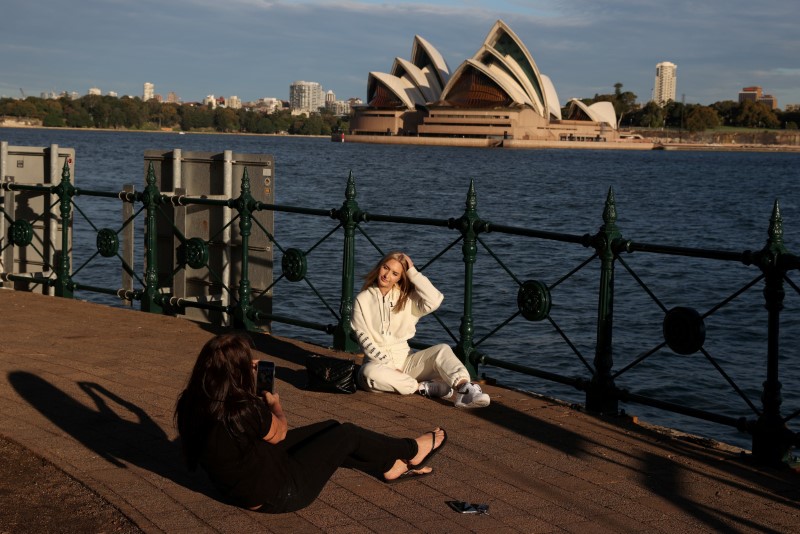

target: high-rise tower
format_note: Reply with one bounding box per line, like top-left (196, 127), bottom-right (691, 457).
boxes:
top-left (143, 82), bottom-right (155, 101)
top-left (289, 81), bottom-right (325, 114)
top-left (652, 62), bottom-right (677, 106)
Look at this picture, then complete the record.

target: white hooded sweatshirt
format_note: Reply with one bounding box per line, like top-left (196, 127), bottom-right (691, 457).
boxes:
top-left (351, 267), bottom-right (443, 368)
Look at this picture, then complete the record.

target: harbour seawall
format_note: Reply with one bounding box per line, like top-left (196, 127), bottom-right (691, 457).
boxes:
top-left (341, 134), bottom-right (800, 152)
top-left (342, 134), bottom-right (655, 150)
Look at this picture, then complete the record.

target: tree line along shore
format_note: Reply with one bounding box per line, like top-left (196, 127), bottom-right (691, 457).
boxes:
top-left (1, 89), bottom-right (799, 145)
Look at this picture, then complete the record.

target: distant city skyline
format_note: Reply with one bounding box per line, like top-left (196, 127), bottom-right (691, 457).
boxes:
top-left (2, 1), bottom-right (798, 108)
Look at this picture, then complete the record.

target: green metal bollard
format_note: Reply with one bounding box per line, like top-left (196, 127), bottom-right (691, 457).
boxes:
top-left (140, 163), bottom-right (163, 314)
top-left (586, 187), bottom-right (621, 414)
top-left (749, 200), bottom-right (795, 464)
top-left (53, 157), bottom-right (75, 298)
top-left (233, 167), bottom-right (258, 331)
top-left (452, 179), bottom-right (482, 379)
top-left (334, 171), bottom-right (360, 352)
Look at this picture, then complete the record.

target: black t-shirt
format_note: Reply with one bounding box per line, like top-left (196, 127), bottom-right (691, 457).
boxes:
top-left (199, 401), bottom-right (292, 509)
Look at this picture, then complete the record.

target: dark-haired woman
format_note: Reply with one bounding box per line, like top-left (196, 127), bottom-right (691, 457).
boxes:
top-left (351, 251), bottom-right (490, 408)
top-left (175, 333), bottom-right (446, 513)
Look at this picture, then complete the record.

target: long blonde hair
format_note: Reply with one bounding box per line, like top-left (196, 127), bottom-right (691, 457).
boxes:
top-left (361, 251), bottom-right (412, 312)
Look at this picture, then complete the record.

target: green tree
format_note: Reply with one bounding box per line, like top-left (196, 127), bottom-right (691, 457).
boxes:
top-left (214, 108), bottom-right (240, 132)
top-left (710, 100), bottom-right (739, 126)
top-left (734, 100), bottom-right (779, 128)
top-left (270, 110), bottom-right (292, 133)
top-left (41, 110), bottom-right (63, 126)
top-left (685, 106), bottom-right (721, 132)
top-left (118, 97), bottom-right (146, 129)
top-left (179, 105), bottom-right (213, 131)
top-left (64, 106), bottom-right (93, 128)
top-left (1, 99), bottom-right (38, 118)
top-left (634, 101), bottom-right (665, 128)
top-left (662, 100), bottom-right (686, 129)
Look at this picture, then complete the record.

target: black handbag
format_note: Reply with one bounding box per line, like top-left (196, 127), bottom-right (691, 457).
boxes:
top-left (305, 354), bottom-right (357, 394)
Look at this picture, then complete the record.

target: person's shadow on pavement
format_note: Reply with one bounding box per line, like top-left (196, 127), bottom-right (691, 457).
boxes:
top-left (8, 371), bottom-right (218, 500)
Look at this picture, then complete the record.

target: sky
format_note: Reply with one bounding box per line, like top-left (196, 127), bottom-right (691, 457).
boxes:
top-left (2, 0), bottom-right (798, 108)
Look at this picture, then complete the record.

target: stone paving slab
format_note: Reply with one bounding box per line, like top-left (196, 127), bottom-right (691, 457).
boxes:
top-left (1, 288), bottom-right (798, 533)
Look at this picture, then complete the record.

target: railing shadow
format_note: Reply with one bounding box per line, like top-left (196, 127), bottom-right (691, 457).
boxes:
top-left (7, 371), bottom-right (219, 501)
top-left (447, 395), bottom-right (799, 531)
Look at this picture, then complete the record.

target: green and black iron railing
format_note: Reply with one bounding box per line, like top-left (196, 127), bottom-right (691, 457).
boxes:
top-left (1, 157), bottom-right (798, 466)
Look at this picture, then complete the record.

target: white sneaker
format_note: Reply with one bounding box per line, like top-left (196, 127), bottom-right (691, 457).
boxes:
top-left (418, 380), bottom-right (454, 399)
top-left (454, 383), bottom-right (490, 408)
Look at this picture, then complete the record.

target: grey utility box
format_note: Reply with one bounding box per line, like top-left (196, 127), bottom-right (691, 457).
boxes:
top-left (1, 142), bottom-right (75, 294)
top-left (143, 149), bottom-right (274, 329)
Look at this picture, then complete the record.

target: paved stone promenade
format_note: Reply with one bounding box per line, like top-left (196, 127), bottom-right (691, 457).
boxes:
top-left (1, 289), bottom-right (798, 533)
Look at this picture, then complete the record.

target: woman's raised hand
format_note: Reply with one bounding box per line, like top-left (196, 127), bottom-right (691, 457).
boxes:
top-left (402, 254), bottom-right (414, 270)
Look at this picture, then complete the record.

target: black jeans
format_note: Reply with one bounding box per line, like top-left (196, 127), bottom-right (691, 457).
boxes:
top-left (259, 420), bottom-right (417, 513)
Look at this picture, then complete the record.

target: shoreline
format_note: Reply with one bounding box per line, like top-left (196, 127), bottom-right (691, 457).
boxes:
top-left (340, 133), bottom-right (800, 153)
top-left (4, 123), bottom-right (800, 153)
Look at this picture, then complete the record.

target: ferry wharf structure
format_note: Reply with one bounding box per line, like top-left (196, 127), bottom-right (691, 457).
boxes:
top-left (1, 288), bottom-right (799, 533)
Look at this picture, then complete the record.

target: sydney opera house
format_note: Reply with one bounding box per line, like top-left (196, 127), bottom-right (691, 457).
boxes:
top-left (348, 20), bottom-right (624, 147)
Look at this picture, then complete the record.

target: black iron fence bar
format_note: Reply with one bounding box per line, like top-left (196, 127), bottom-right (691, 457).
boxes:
top-left (480, 353), bottom-right (584, 390)
top-left (702, 275), bottom-right (764, 318)
top-left (786, 275), bottom-right (800, 295)
top-left (620, 389), bottom-right (745, 429)
top-left (545, 316), bottom-right (595, 374)
top-left (253, 201), bottom-right (335, 218)
top-left (74, 188), bottom-right (131, 199)
top-left (611, 343), bottom-right (668, 379)
top-left (73, 282), bottom-right (132, 298)
top-left (1, 273), bottom-right (49, 287)
top-left (54, 160), bottom-right (74, 299)
top-left (481, 221), bottom-right (591, 246)
top-left (699, 347), bottom-right (761, 415)
top-left (251, 310), bottom-right (333, 334)
top-left (624, 240), bottom-right (748, 262)
top-left (615, 256), bottom-right (668, 313)
top-left (0, 182), bottom-right (50, 193)
top-left (357, 211), bottom-right (452, 229)
top-left (169, 195), bottom-right (231, 208)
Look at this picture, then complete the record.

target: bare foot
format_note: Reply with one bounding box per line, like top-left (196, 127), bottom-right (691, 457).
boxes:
top-left (408, 427), bottom-right (445, 467)
top-left (383, 459), bottom-right (432, 481)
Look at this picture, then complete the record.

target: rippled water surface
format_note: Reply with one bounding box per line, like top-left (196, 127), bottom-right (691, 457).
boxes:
top-left (4, 127), bottom-right (800, 450)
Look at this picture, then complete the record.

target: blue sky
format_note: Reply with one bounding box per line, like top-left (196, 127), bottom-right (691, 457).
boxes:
top-left (2, 0), bottom-right (798, 108)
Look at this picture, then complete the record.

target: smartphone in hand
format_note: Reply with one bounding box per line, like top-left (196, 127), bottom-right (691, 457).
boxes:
top-left (256, 360), bottom-right (276, 395)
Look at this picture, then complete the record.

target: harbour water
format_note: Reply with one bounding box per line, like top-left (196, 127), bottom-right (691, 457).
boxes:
top-left (3, 127), bottom-right (800, 451)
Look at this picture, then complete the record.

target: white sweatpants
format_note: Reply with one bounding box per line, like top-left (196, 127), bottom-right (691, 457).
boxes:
top-left (358, 343), bottom-right (471, 395)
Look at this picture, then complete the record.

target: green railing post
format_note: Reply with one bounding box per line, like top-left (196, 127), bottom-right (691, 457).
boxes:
top-left (586, 187), bottom-right (621, 414)
top-left (53, 157), bottom-right (74, 298)
top-left (750, 200), bottom-right (794, 464)
top-left (140, 162), bottom-right (163, 313)
top-left (334, 171), bottom-right (360, 352)
top-left (452, 179), bottom-right (482, 378)
top-left (233, 167), bottom-right (258, 331)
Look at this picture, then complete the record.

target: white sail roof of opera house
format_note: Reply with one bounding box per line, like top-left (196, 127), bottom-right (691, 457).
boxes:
top-left (440, 58), bottom-right (533, 108)
top-left (390, 58), bottom-right (438, 103)
top-left (566, 99), bottom-right (618, 130)
top-left (451, 19), bottom-right (554, 118)
top-left (410, 35), bottom-right (450, 92)
top-left (541, 75), bottom-right (562, 120)
top-left (362, 19), bottom-right (571, 122)
top-left (366, 35), bottom-right (451, 109)
top-left (366, 71), bottom-right (428, 109)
